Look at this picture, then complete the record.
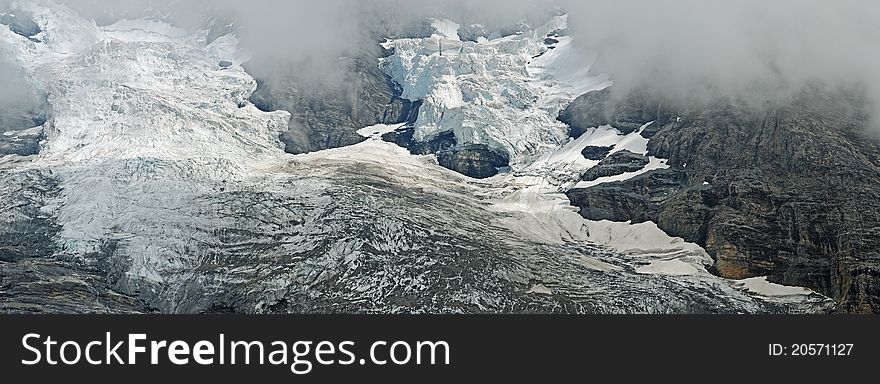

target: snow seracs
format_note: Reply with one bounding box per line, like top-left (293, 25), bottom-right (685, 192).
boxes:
top-left (2, 0), bottom-right (290, 262)
top-left (381, 15), bottom-right (611, 170)
top-left (2, 0), bottom-right (289, 172)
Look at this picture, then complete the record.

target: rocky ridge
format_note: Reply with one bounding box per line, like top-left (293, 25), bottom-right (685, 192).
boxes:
top-left (565, 84), bottom-right (880, 312)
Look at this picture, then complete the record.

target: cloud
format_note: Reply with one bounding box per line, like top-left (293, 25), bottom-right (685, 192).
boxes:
top-left (562, 0), bottom-right (880, 110)
top-left (47, 0), bottom-right (558, 74)
top-left (0, 58), bottom-right (47, 131)
top-left (4, 0), bottom-right (880, 122)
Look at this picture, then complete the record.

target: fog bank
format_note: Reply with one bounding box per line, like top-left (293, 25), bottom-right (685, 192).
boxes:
top-left (3, 0), bottom-right (880, 122)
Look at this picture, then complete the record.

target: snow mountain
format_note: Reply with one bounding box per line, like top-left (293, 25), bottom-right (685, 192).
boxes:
top-left (0, 1), bottom-right (844, 313)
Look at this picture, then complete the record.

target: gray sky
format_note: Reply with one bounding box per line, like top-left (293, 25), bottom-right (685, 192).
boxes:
top-left (4, 0), bottom-right (880, 121)
top-left (564, 0), bottom-right (880, 107)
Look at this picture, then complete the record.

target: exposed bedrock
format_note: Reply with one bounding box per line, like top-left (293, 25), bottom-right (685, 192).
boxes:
top-left (580, 150), bottom-right (649, 181)
top-left (558, 87), bottom-right (679, 138)
top-left (243, 16), bottom-right (442, 155)
top-left (566, 83), bottom-right (880, 313)
top-left (245, 16), bottom-right (517, 179)
top-left (437, 145), bottom-right (510, 179)
top-left (581, 145), bottom-right (615, 160)
top-left (207, 6), bottom-right (442, 156)
top-left (382, 127), bottom-right (510, 179)
top-left (247, 41), bottom-right (411, 154)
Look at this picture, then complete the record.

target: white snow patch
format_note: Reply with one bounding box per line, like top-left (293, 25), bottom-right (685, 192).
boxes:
top-left (3, 126), bottom-right (42, 137)
top-left (734, 277), bottom-right (814, 297)
top-left (356, 123), bottom-right (405, 139)
top-left (102, 19), bottom-right (189, 42)
top-left (527, 284), bottom-right (553, 295)
top-left (579, 220), bottom-right (708, 257)
top-left (529, 21), bottom-right (612, 105)
top-left (636, 259), bottom-right (700, 276)
top-left (576, 157), bottom-right (669, 189)
top-left (524, 124), bottom-right (617, 175)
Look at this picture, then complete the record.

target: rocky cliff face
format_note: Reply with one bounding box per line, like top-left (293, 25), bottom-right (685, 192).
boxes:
top-left (247, 42), bottom-right (408, 155)
top-left (437, 144), bottom-right (510, 179)
top-left (243, 16), bottom-right (438, 156)
top-left (559, 87), bottom-right (680, 137)
top-left (382, 127), bottom-right (511, 178)
top-left (566, 83), bottom-right (880, 313)
top-left (580, 150), bottom-right (649, 182)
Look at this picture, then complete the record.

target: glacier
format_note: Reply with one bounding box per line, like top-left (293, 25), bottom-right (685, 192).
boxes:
top-left (0, 1), bottom-right (834, 313)
top-left (381, 14), bottom-right (611, 169)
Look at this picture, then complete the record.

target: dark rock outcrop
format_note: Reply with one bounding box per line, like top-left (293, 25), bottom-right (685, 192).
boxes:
top-left (559, 87), bottom-right (679, 138)
top-left (243, 15), bottom-right (449, 155)
top-left (381, 84), bottom-right (422, 126)
top-left (382, 125), bottom-right (453, 155)
top-left (0, 126), bottom-right (45, 156)
top-left (437, 145), bottom-right (510, 179)
top-left (566, 83), bottom-right (880, 313)
top-left (221, 14), bottom-right (441, 156)
top-left (558, 88), bottom-right (612, 138)
top-left (382, 126), bottom-right (509, 179)
top-left (581, 145), bottom-right (615, 160)
top-left (580, 150), bottom-right (649, 181)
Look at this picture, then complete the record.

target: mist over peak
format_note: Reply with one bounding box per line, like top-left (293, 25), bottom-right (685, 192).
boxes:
top-left (4, 0), bottom-right (878, 119)
top-left (564, 1), bottom-right (880, 116)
